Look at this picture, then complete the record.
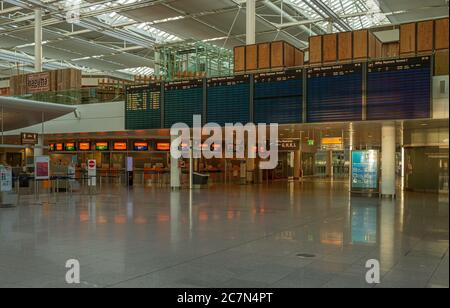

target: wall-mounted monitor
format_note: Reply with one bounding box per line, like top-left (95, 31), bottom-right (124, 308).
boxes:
top-left (133, 142), bottom-right (149, 151)
top-left (65, 143), bottom-right (77, 151)
top-left (79, 142), bottom-right (91, 151)
top-left (113, 142), bottom-right (128, 151)
top-left (95, 142), bottom-right (109, 151)
top-left (156, 142), bottom-right (170, 151)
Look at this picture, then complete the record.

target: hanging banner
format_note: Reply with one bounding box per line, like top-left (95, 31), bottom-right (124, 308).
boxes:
top-left (35, 156), bottom-right (50, 180)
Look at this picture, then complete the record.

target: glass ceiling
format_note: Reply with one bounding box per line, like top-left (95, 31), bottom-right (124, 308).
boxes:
top-left (69, 0), bottom-right (181, 43)
top-left (288, 0), bottom-right (391, 31)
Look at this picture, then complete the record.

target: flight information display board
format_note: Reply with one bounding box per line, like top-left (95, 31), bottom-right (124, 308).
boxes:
top-left (367, 56), bottom-right (431, 120)
top-left (307, 63), bottom-right (363, 123)
top-left (126, 83), bottom-right (161, 129)
top-left (164, 79), bottom-right (203, 128)
top-left (207, 75), bottom-right (250, 126)
top-left (254, 69), bottom-right (303, 124)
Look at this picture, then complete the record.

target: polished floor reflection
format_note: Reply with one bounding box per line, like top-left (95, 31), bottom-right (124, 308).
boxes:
top-left (0, 180), bottom-right (448, 288)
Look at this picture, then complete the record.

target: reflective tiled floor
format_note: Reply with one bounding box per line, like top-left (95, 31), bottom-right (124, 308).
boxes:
top-left (0, 180), bottom-right (448, 288)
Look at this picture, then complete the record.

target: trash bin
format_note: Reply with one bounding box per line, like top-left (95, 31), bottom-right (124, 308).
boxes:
top-left (19, 174), bottom-right (30, 188)
top-left (193, 172), bottom-right (209, 187)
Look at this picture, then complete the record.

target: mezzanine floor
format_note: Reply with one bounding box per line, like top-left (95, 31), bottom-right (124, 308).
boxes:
top-left (0, 180), bottom-right (448, 288)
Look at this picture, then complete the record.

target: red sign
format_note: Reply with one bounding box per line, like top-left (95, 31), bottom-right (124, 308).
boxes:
top-left (88, 160), bottom-right (96, 169)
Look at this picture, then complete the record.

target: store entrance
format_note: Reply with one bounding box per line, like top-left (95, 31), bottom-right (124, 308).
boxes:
top-left (405, 147), bottom-right (449, 193)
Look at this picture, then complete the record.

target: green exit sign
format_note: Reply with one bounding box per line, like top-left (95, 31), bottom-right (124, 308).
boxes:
top-left (308, 140), bottom-right (315, 146)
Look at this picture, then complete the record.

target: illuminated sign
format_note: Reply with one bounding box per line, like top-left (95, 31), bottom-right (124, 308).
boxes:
top-left (133, 142), bottom-right (149, 151)
top-left (79, 142), bottom-right (91, 151)
top-left (321, 137), bottom-right (343, 145)
top-left (65, 143), bottom-right (76, 151)
top-left (49, 144), bottom-right (55, 151)
top-left (95, 142), bottom-right (109, 151)
top-left (278, 140), bottom-right (300, 151)
top-left (156, 143), bottom-right (170, 151)
top-left (113, 142), bottom-right (127, 151)
top-left (308, 140), bottom-right (315, 146)
top-left (55, 143), bottom-right (64, 151)
top-left (21, 133), bottom-right (38, 145)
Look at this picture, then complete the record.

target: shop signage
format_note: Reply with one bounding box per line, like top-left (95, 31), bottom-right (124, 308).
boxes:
top-left (278, 140), bottom-right (300, 151)
top-left (55, 143), bottom-right (64, 151)
top-left (27, 72), bottom-right (50, 93)
top-left (308, 140), bottom-right (315, 146)
top-left (35, 156), bottom-right (50, 180)
top-left (21, 133), bottom-right (38, 145)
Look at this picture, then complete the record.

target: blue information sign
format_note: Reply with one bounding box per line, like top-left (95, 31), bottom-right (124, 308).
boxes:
top-left (351, 150), bottom-right (379, 191)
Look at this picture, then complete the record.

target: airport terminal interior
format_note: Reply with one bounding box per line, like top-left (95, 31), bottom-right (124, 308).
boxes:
top-left (0, 0), bottom-right (448, 289)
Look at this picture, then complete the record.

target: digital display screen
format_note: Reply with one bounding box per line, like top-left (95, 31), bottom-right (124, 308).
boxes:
top-left (156, 143), bottom-right (170, 151)
top-left (133, 142), bottom-right (149, 151)
top-left (307, 63), bottom-right (363, 123)
top-left (55, 143), bottom-right (64, 151)
top-left (125, 83), bottom-right (162, 130)
top-left (367, 56), bottom-right (431, 120)
top-left (65, 143), bottom-right (76, 151)
top-left (79, 142), bottom-right (91, 151)
top-left (164, 79), bottom-right (203, 128)
top-left (95, 142), bottom-right (109, 151)
top-left (254, 69), bottom-right (303, 124)
top-left (207, 75), bottom-right (250, 126)
top-left (113, 142), bottom-right (127, 151)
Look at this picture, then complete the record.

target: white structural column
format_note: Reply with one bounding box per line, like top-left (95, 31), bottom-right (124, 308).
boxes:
top-left (246, 0), bottom-right (256, 45)
top-left (381, 122), bottom-right (396, 197)
top-left (170, 135), bottom-right (181, 189)
top-left (34, 135), bottom-right (44, 158)
top-left (34, 9), bottom-right (43, 72)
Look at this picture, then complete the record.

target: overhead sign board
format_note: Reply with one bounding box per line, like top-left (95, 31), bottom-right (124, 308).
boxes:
top-left (21, 133), bottom-right (38, 145)
top-left (278, 140), bottom-right (300, 152)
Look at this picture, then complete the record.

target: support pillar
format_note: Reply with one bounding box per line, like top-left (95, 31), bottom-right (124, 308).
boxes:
top-left (381, 122), bottom-right (396, 197)
top-left (34, 9), bottom-right (43, 73)
top-left (294, 150), bottom-right (301, 180)
top-left (34, 135), bottom-right (43, 158)
top-left (170, 135), bottom-right (180, 190)
top-left (246, 0), bottom-right (256, 45)
top-left (154, 51), bottom-right (161, 77)
top-left (326, 150), bottom-right (333, 178)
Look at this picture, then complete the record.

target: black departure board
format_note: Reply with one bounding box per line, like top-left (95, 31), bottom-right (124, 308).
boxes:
top-left (367, 56), bottom-right (432, 120)
top-left (307, 63), bottom-right (363, 123)
top-left (254, 69), bottom-right (303, 124)
top-left (164, 79), bottom-right (203, 128)
top-left (126, 83), bottom-right (161, 129)
top-left (207, 75), bottom-right (250, 126)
